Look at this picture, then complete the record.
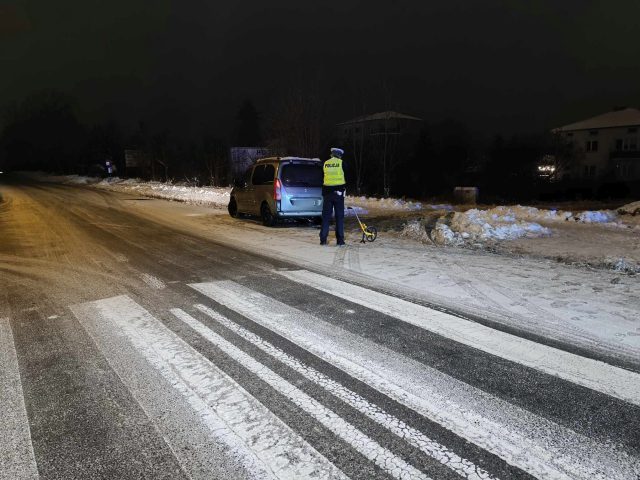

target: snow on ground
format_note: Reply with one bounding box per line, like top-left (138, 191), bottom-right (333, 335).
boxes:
top-left (347, 195), bottom-right (425, 212)
top-left (397, 205), bottom-right (639, 248)
top-left (11, 172), bottom-right (640, 363)
top-left (122, 198), bottom-right (640, 368)
top-left (23, 173), bottom-right (433, 213)
top-left (24, 172), bottom-right (640, 273)
top-left (23, 172), bottom-right (232, 207)
top-left (437, 208), bottom-right (552, 244)
top-left (97, 178), bottom-right (231, 207)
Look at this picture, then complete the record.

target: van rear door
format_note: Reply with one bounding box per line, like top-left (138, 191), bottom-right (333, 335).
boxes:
top-left (278, 162), bottom-right (323, 214)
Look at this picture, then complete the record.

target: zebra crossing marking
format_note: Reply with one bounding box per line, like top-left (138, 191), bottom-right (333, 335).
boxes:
top-left (276, 269), bottom-right (640, 408)
top-left (172, 307), bottom-right (432, 480)
top-left (191, 280), bottom-right (640, 480)
top-left (193, 302), bottom-right (496, 480)
top-left (0, 317), bottom-right (39, 480)
top-left (73, 295), bottom-right (347, 480)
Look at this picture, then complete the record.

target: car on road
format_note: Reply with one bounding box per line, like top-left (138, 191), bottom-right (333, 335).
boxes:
top-left (228, 157), bottom-right (324, 226)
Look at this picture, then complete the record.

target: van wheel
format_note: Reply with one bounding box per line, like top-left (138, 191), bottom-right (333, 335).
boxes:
top-left (261, 203), bottom-right (277, 227)
top-left (228, 198), bottom-right (239, 218)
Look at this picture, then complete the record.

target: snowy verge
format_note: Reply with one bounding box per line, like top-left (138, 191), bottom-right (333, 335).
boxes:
top-left (22, 172), bottom-right (441, 213)
top-left (399, 205), bottom-right (637, 247)
top-left (96, 177), bottom-right (231, 207)
top-left (21, 172), bottom-right (233, 207)
top-left (347, 195), bottom-right (431, 212)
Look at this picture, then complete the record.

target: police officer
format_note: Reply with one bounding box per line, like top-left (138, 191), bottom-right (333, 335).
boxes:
top-left (320, 147), bottom-right (346, 246)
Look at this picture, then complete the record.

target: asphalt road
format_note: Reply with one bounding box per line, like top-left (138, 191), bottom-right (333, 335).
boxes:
top-left (1, 176), bottom-right (639, 480)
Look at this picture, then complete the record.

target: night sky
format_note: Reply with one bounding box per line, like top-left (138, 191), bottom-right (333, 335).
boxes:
top-left (2, 0), bottom-right (640, 138)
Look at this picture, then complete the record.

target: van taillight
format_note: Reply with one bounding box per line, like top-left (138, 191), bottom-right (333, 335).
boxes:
top-left (274, 178), bottom-right (282, 200)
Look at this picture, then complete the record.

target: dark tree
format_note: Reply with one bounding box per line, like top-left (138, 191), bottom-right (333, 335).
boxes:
top-left (482, 134), bottom-right (542, 201)
top-left (267, 81), bottom-right (325, 158)
top-left (0, 90), bottom-right (85, 173)
top-left (403, 127), bottom-right (438, 198)
top-left (234, 99), bottom-right (262, 146)
top-left (86, 120), bottom-right (124, 175)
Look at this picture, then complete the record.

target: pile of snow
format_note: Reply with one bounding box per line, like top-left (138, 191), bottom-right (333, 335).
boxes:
top-left (606, 257), bottom-right (640, 274)
top-left (402, 204), bottom-right (635, 247)
top-left (347, 195), bottom-right (423, 211)
top-left (471, 205), bottom-right (621, 224)
top-left (618, 201), bottom-right (640, 216)
top-left (399, 220), bottom-right (432, 243)
top-left (443, 209), bottom-right (551, 244)
top-left (432, 223), bottom-right (461, 245)
top-left (424, 205), bottom-right (631, 246)
top-left (573, 210), bottom-right (617, 223)
top-left (95, 178), bottom-right (231, 207)
top-left (21, 172), bottom-right (232, 207)
top-left (489, 205), bottom-right (572, 222)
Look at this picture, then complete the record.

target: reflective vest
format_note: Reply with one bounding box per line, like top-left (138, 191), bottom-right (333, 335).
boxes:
top-left (323, 157), bottom-right (345, 186)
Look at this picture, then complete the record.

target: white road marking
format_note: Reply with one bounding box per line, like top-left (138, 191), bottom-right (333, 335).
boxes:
top-left (72, 296), bottom-right (346, 480)
top-left (0, 318), bottom-right (39, 480)
top-left (172, 308), bottom-right (431, 480)
top-left (192, 280), bottom-right (640, 480)
top-left (194, 303), bottom-right (495, 480)
top-left (139, 273), bottom-right (166, 289)
top-left (277, 269), bottom-right (640, 408)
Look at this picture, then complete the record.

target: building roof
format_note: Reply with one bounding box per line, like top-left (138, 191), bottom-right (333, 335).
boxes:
top-left (554, 108), bottom-right (640, 132)
top-left (337, 111), bottom-right (423, 126)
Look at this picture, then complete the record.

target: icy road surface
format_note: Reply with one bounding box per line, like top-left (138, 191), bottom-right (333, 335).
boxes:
top-left (1, 175), bottom-right (639, 480)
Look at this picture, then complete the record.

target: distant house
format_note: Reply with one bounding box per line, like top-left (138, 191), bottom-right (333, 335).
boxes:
top-left (552, 107), bottom-right (640, 182)
top-left (336, 111), bottom-right (423, 142)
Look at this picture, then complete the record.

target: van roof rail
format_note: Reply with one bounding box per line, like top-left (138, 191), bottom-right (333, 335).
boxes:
top-left (255, 156), bottom-right (321, 163)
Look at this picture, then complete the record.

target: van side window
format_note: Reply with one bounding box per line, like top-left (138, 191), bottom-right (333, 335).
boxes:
top-left (251, 164), bottom-right (275, 185)
top-left (262, 164), bottom-right (275, 185)
top-left (251, 165), bottom-right (265, 185)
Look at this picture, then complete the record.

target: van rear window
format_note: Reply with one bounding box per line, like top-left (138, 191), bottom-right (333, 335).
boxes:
top-left (280, 163), bottom-right (323, 187)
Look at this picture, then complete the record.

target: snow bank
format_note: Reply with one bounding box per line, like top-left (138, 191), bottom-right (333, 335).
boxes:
top-left (440, 209), bottom-right (551, 245)
top-left (399, 220), bottom-right (433, 244)
top-left (399, 204), bottom-right (637, 247)
top-left (347, 195), bottom-right (423, 211)
top-left (618, 201), bottom-right (640, 216)
top-left (573, 210), bottom-right (617, 223)
top-left (95, 178), bottom-right (231, 207)
top-left (468, 205), bottom-right (621, 225)
top-left (21, 172), bottom-right (232, 207)
top-left (606, 257), bottom-right (640, 274)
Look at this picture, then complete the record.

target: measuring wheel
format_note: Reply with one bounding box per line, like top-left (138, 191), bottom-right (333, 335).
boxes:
top-left (364, 226), bottom-right (377, 242)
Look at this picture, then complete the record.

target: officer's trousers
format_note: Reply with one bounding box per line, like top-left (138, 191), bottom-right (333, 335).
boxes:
top-left (319, 190), bottom-right (345, 244)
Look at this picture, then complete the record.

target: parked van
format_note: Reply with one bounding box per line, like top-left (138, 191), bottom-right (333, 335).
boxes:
top-left (228, 157), bottom-right (323, 226)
